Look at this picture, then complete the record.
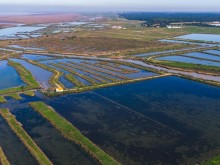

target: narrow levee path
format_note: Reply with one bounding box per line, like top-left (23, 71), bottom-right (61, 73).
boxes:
top-left (0, 146), bottom-right (10, 165)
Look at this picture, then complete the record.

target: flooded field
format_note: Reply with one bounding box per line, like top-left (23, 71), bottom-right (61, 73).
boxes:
top-left (38, 56), bottom-right (157, 88)
top-left (0, 60), bottom-right (25, 90)
top-left (0, 26), bottom-right (45, 39)
top-left (1, 76), bottom-right (220, 164)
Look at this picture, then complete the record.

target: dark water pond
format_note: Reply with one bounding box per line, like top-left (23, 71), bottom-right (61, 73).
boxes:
top-left (0, 115), bottom-right (38, 165)
top-left (1, 76), bottom-right (220, 165)
top-left (11, 101), bottom-right (97, 165)
top-left (59, 75), bottom-right (75, 88)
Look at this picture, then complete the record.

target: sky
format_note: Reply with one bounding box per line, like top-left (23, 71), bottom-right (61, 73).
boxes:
top-left (0, 0), bottom-right (220, 12)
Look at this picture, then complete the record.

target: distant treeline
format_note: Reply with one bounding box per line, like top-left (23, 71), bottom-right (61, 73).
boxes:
top-left (119, 12), bottom-right (220, 27)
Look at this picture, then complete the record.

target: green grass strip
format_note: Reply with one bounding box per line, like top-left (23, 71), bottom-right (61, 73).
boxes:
top-left (50, 63), bottom-right (98, 85)
top-left (8, 60), bottom-right (39, 87)
top-left (201, 155), bottom-right (220, 165)
top-left (7, 93), bottom-right (22, 100)
top-left (24, 59), bottom-right (65, 89)
top-left (22, 91), bottom-right (35, 97)
top-left (72, 62), bottom-right (128, 80)
top-left (0, 109), bottom-right (53, 165)
top-left (0, 146), bottom-right (10, 165)
top-left (65, 74), bottom-right (85, 87)
top-left (151, 60), bottom-right (220, 73)
top-left (62, 62), bottom-right (113, 82)
top-left (30, 102), bottom-right (121, 165)
top-left (0, 96), bottom-right (6, 103)
top-left (0, 60), bottom-right (40, 95)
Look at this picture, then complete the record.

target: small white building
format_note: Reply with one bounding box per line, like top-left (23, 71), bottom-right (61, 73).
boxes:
top-left (167, 25), bottom-right (182, 29)
top-left (56, 87), bottom-right (64, 92)
top-left (112, 26), bottom-right (126, 30)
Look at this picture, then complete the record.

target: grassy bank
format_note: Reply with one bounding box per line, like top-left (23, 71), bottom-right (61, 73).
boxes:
top-left (0, 96), bottom-right (6, 103)
top-left (44, 74), bottom-right (169, 97)
top-left (30, 101), bottom-right (121, 165)
top-left (8, 60), bottom-right (39, 88)
top-left (22, 59), bottom-right (65, 89)
top-left (0, 146), bottom-right (10, 165)
top-left (78, 62), bottom-right (128, 80)
top-left (7, 93), bottom-right (22, 100)
top-left (145, 46), bottom-right (220, 61)
top-left (22, 90), bottom-right (35, 96)
top-left (0, 109), bottom-right (52, 165)
top-left (50, 63), bottom-right (98, 85)
top-left (0, 61), bottom-right (40, 95)
top-left (65, 74), bottom-right (85, 87)
top-left (63, 62), bottom-right (116, 82)
top-left (202, 155), bottom-right (220, 165)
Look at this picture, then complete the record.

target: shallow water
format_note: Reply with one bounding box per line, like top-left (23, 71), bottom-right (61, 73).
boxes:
top-left (160, 39), bottom-right (212, 46)
top-left (204, 50), bottom-right (220, 56)
top-left (157, 55), bottom-right (220, 67)
top-left (10, 58), bottom-right (52, 88)
top-left (0, 60), bottom-right (25, 90)
top-left (176, 34), bottom-right (220, 43)
top-left (0, 26), bottom-right (45, 39)
top-left (184, 52), bottom-right (220, 62)
top-left (22, 54), bottom-right (52, 60)
top-left (134, 45), bottom-right (210, 57)
top-left (41, 57), bottom-right (157, 82)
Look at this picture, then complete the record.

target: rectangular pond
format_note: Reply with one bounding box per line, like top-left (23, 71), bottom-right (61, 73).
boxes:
top-left (0, 60), bottom-right (25, 90)
top-left (175, 34), bottom-right (220, 43)
top-left (204, 50), bottom-right (220, 56)
top-left (22, 54), bottom-right (53, 61)
top-left (157, 55), bottom-right (220, 67)
top-left (184, 52), bottom-right (220, 62)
